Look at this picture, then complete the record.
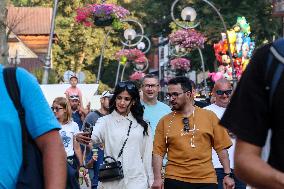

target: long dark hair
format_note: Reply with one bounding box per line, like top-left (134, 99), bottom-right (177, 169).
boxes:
top-left (109, 81), bottom-right (148, 136)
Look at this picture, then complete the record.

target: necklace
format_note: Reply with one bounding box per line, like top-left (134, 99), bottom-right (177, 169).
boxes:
top-left (165, 110), bottom-right (199, 148)
top-left (165, 111), bottom-right (176, 150)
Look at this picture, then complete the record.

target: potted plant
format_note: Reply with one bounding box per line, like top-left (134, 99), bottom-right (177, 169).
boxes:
top-left (76, 3), bottom-right (129, 28)
top-left (129, 71), bottom-right (145, 81)
top-left (115, 48), bottom-right (147, 64)
top-left (170, 57), bottom-right (191, 75)
top-left (169, 29), bottom-right (206, 51)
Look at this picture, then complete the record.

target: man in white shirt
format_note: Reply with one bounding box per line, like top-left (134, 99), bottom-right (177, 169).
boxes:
top-left (204, 78), bottom-right (246, 189)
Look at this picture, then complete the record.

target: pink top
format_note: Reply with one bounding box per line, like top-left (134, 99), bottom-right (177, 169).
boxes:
top-left (65, 87), bottom-right (82, 99)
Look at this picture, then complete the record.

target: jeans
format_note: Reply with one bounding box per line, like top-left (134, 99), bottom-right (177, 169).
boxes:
top-left (215, 168), bottom-right (246, 189)
top-left (87, 147), bottom-right (104, 189)
top-left (66, 156), bottom-right (80, 189)
top-left (164, 178), bottom-right (217, 189)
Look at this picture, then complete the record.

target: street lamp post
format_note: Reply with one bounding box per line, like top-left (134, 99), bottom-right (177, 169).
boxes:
top-left (42, 0), bottom-right (59, 84)
top-left (171, 0), bottom-right (238, 89)
top-left (96, 28), bottom-right (112, 84)
top-left (112, 19), bottom-right (145, 86)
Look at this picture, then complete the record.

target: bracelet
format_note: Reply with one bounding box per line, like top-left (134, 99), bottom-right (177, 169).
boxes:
top-left (224, 172), bottom-right (234, 178)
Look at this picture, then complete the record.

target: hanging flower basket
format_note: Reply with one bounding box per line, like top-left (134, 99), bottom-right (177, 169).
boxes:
top-left (76, 3), bottom-right (129, 28)
top-left (170, 58), bottom-right (191, 71)
top-left (94, 16), bottom-right (114, 27)
top-left (115, 48), bottom-right (147, 64)
top-left (169, 29), bottom-right (206, 50)
top-left (129, 71), bottom-right (145, 81)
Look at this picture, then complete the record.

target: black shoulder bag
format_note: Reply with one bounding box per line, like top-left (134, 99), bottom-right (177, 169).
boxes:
top-left (98, 119), bottom-right (132, 182)
top-left (3, 67), bottom-right (44, 189)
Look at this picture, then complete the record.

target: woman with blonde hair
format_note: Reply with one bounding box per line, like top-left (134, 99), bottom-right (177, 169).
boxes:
top-left (52, 97), bottom-right (84, 189)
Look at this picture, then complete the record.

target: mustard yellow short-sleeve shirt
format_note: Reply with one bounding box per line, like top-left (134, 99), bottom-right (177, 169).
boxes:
top-left (153, 107), bottom-right (232, 184)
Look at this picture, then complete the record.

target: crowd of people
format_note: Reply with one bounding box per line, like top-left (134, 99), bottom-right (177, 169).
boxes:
top-left (3, 41), bottom-right (284, 189)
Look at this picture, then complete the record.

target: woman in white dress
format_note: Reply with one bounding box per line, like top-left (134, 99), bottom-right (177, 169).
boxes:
top-left (52, 97), bottom-right (84, 189)
top-left (91, 81), bottom-right (153, 189)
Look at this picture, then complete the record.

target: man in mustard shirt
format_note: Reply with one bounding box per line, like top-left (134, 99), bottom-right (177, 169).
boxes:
top-left (151, 76), bottom-right (235, 189)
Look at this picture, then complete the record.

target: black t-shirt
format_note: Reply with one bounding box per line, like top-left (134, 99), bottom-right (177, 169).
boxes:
top-left (220, 43), bottom-right (284, 172)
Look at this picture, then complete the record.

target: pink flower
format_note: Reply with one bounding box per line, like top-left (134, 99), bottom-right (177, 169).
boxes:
top-left (170, 58), bottom-right (191, 71)
top-left (129, 71), bottom-right (145, 81)
top-left (75, 3), bottom-right (129, 27)
top-left (169, 29), bottom-right (206, 50)
top-left (115, 48), bottom-right (147, 63)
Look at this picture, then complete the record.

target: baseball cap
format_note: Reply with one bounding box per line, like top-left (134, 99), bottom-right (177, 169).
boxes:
top-left (69, 95), bottom-right (79, 100)
top-left (101, 91), bottom-right (113, 98)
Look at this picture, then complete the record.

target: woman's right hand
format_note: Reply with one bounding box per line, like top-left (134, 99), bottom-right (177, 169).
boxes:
top-left (75, 132), bottom-right (92, 144)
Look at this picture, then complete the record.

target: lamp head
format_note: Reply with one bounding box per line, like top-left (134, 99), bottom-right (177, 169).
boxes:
top-left (181, 7), bottom-right (197, 22)
top-left (124, 28), bottom-right (137, 41)
top-left (137, 42), bottom-right (146, 50)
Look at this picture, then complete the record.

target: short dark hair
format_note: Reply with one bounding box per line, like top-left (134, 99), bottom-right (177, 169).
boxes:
top-left (168, 76), bottom-right (192, 92)
top-left (141, 74), bottom-right (158, 84)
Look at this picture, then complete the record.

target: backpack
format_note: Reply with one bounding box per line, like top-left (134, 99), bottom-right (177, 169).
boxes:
top-left (265, 38), bottom-right (284, 108)
top-left (3, 67), bottom-right (44, 189)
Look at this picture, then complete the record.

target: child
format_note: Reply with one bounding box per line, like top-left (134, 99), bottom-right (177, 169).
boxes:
top-left (65, 75), bottom-right (83, 108)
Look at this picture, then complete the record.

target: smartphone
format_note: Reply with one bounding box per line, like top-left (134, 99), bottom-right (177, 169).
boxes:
top-left (83, 122), bottom-right (92, 137)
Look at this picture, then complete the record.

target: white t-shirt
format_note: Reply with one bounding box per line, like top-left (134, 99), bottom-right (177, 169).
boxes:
top-left (59, 121), bottom-right (80, 157)
top-left (204, 103), bottom-right (235, 169)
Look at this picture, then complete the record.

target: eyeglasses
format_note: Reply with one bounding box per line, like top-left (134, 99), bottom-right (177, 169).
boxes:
top-left (117, 82), bottom-right (136, 90)
top-left (182, 117), bottom-right (190, 132)
top-left (51, 107), bottom-right (64, 112)
top-left (143, 84), bottom-right (159, 88)
top-left (165, 91), bottom-right (186, 99)
top-left (215, 90), bottom-right (232, 96)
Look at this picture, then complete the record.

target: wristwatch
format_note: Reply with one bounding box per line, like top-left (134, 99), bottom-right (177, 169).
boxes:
top-left (224, 172), bottom-right (234, 178)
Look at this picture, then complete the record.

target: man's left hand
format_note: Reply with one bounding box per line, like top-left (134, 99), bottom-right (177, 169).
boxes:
top-left (223, 175), bottom-right (235, 189)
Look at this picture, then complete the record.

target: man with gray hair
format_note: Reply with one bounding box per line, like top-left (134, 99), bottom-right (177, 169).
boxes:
top-left (140, 74), bottom-right (171, 137)
top-left (204, 78), bottom-right (246, 189)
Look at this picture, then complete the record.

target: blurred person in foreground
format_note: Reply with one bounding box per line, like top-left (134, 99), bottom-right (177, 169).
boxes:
top-left (0, 66), bottom-right (66, 188)
top-left (220, 42), bottom-right (284, 189)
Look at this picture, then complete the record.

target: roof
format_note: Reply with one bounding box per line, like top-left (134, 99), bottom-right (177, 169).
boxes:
top-left (7, 7), bottom-right (52, 35)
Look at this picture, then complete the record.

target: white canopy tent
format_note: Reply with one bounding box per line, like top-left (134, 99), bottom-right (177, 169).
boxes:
top-left (40, 84), bottom-right (101, 110)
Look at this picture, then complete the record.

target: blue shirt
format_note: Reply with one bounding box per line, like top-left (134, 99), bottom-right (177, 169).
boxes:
top-left (72, 111), bottom-right (83, 130)
top-left (141, 100), bottom-right (171, 137)
top-left (0, 66), bottom-right (61, 189)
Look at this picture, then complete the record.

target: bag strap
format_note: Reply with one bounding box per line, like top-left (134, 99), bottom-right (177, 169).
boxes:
top-left (265, 42), bottom-right (284, 109)
top-left (117, 119), bottom-right (132, 159)
top-left (3, 67), bottom-right (29, 168)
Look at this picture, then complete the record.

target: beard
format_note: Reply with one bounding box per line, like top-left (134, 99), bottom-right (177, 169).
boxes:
top-left (170, 102), bottom-right (182, 111)
top-left (71, 105), bottom-right (78, 111)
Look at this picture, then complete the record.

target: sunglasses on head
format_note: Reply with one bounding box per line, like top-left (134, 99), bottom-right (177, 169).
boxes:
top-left (182, 117), bottom-right (190, 132)
top-left (70, 95), bottom-right (79, 98)
top-left (216, 90), bottom-right (232, 96)
top-left (51, 106), bottom-right (64, 112)
top-left (117, 82), bottom-right (136, 90)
